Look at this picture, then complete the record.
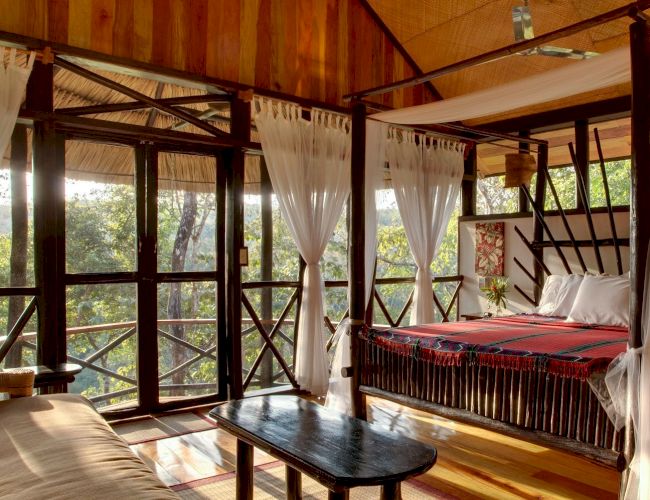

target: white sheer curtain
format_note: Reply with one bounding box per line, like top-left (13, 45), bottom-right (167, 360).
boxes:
top-left (387, 128), bottom-right (464, 325)
top-left (604, 247), bottom-right (650, 500)
top-left (1, 48), bottom-right (35, 156)
top-left (254, 97), bottom-right (351, 395)
top-left (325, 120), bottom-right (387, 414)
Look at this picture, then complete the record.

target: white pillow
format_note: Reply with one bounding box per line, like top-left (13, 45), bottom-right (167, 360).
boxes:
top-left (536, 274), bottom-right (583, 317)
top-left (536, 275), bottom-right (564, 315)
top-left (566, 275), bottom-right (629, 327)
top-left (552, 274), bottom-right (584, 317)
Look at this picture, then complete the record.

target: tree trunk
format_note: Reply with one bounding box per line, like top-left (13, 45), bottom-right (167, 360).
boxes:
top-left (168, 191), bottom-right (197, 394)
top-left (6, 125), bottom-right (29, 368)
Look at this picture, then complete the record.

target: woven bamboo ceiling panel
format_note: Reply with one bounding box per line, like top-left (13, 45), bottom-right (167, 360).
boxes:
top-left (477, 117), bottom-right (631, 176)
top-left (368, 0), bottom-right (633, 124)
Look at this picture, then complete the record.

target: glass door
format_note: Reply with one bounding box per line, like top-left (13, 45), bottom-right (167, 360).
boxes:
top-left (155, 149), bottom-right (225, 406)
top-left (64, 139), bottom-right (226, 414)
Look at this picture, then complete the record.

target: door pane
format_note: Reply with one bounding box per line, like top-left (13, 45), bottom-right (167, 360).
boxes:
top-left (67, 283), bottom-right (138, 410)
top-left (157, 152), bottom-right (216, 273)
top-left (157, 281), bottom-right (218, 400)
top-left (65, 141), bottom-right (136, 273)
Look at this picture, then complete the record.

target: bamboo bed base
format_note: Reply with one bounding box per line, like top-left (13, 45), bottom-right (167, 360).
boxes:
top-left (360, 340), bottom-right (625, 467)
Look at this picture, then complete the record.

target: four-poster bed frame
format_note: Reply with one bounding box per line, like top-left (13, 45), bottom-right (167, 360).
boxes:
top-left (345, 1), bottom-right (650, 476)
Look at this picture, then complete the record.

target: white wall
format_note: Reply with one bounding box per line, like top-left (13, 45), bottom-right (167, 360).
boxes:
top-left (458, 210), bottom-right (630, 316)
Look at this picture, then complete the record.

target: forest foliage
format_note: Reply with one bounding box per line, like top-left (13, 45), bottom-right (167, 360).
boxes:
top-left (0, 158), bottom-right (632, 407)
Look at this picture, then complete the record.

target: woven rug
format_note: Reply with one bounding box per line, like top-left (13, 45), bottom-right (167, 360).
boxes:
top-left (112, 409), bottom-right (216, 444)
top-left (173, 461), bottom-right (455, 499)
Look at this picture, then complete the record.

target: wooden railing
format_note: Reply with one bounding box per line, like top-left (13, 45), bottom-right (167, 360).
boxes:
top-left (1, 275), bottom-right (463, 405)
top-left (242, 275), bottom-right (464, 393)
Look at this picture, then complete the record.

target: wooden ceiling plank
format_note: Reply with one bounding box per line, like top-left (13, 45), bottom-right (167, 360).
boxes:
top-left (357, 0), bottom-right (442, 101)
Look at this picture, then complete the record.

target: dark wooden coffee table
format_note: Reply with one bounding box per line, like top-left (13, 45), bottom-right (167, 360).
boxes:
top-left (210, 395), bottom-right (437, 500)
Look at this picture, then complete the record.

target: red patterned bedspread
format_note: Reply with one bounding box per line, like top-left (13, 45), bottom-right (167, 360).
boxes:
top-left (362, 314), bottom-right (628, 379)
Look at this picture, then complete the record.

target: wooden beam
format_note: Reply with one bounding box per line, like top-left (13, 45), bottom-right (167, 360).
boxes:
top-left (224, 96), bottom-right (250, 400)
top-left (350, 102), bottom-right (367, 419)
top-left (480, 96), bottom-right (631, 134)
top-left (19, 110), bottom-right (259, 151)
top-left (28, 61), bottom-right (67, 370)
top-left (357, 0), bottom-right (443, 102)
top-left (345, 1), bottom-right (650, 100)
top-left (54, 56), bottom-right (230, 138)
top-left (145, 82), bottom-right (165, 127)
top-left (518, 131), bottom-right (531, 213)
top-left (259, 158), bottom-right (274, 388)
top-left (216, 152), bottom-right (228, 399)
top-left (135, 144), bottom-right (159, 411)
top-left (6, 124), bottom-right (29, 367)
top-left (461, 146), bottom-right (477, 216)
top-left (57, 94), bottom-right (231, 116)
top-left (575, 120), bottom-right (590, 211)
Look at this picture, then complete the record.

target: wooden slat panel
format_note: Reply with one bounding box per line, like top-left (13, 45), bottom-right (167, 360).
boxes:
top-left (112, 0), bottom-right (134, 59)
top-left (185, 0), bottom-right (208, 75)
top-left (48, 0), bottom-right (69, 43)
top-left (0, 0), bottom-right (429, 107)
top-left (208, 0), bottom-right (240, 83)
top-left (132, 0), bottom-right (153, 62)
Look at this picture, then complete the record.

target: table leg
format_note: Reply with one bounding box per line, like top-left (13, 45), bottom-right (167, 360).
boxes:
top-left (328, 490), bottom-right (349, 500)
top-left (380, 481), bottom-right (401, 500)
top-left (285, 465), bottom-right (302, 499)
top-left (236, 439), bottom-right (253, 500)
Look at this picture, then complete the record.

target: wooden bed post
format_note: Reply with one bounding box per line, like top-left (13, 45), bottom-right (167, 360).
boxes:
top-left (532, 143), bottom-right (548, 303)
top-left (350, 102), bottom-right (367, 419)
top-left (626, 16), bottom-right (650, 481)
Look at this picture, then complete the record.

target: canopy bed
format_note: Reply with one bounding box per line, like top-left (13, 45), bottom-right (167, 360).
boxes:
top-left (338, 4), bottom-right (650, 499)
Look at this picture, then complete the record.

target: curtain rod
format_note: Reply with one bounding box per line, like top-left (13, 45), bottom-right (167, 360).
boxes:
top-left (345, 0), bottom-right (650, 100)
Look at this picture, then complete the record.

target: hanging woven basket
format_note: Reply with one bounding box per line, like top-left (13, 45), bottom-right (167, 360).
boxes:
top-left (504, 153), bottom-right (537, 188)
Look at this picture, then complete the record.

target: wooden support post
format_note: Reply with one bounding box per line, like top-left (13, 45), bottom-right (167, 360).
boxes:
top-left (225, 96), bottom-right (250, 400)
top-left (350, 103), bottom-right (366, 419)
top-left (29, 61), bottom-right (66, 370)
top-left (574, 120), bottom-right (590, 211)
top-left (626, 18), bottom-right (650, 492)
top-left (6, 125), bottom-right (29, 368)
top-left (518, 131), bottom-right (531, 213)
top-left (532, 143), bottom-right (548, 303)
top-left (136, 145), bottom-right (159, 411)
top-left (259, 158), bottom-right (274, 389)
top-left (461, 145), bottom-right (476, 216)
top-left (216, 154), bottom-right (228, 398)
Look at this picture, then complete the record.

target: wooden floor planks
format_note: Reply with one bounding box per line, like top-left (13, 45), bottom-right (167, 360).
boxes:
top-left (128, 395), bottom-right (620, 498)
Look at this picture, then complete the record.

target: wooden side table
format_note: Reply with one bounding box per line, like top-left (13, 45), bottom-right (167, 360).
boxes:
top-left (32, 363), bottom-right (83, 394)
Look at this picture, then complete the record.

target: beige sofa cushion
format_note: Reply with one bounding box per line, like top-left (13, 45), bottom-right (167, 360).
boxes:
top-left (0, 393), bottom-right (178, 499)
